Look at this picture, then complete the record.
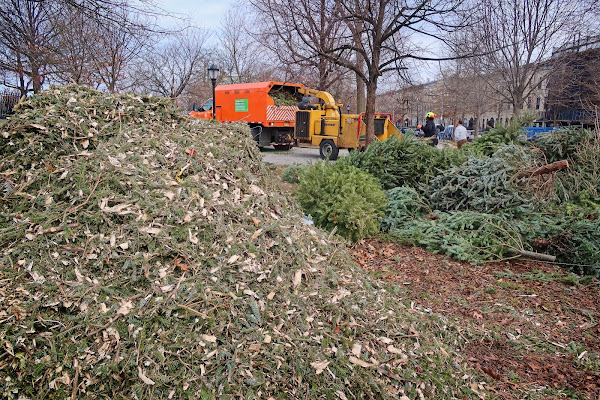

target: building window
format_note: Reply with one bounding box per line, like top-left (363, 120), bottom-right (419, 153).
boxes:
top-left (536, 97), bottom-right (541, 110)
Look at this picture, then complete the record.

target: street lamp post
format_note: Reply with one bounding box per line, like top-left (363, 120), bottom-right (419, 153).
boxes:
top-left (207, 64), bottom-right (220, 120)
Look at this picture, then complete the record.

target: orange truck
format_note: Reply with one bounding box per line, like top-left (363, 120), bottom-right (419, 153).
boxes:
top-left (190, 81), bottom-right (305, 150)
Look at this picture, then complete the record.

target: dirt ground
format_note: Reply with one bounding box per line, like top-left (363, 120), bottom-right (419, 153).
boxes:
top-left (352, 238), bottom-right (600, 400)
top-left (269, 163), bottom-right (599, 399)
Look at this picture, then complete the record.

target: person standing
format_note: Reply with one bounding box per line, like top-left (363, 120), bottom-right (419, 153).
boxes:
top-left (422, 112), bottom-right (438, 146)
top-left (454, 119), bottom-right (468, 149)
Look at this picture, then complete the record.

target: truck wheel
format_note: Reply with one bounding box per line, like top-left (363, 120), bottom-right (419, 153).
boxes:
top-left (274, 144), bottom-right (291, 151)
top-left (319, 139), bottom-right (339, 160)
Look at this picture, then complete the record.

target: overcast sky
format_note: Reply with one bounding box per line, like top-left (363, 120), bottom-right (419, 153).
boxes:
top-left (155, 0), bottom-right (236, 29)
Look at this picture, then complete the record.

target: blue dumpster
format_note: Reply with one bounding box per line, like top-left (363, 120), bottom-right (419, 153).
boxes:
top-left (522, 126), bottom-right (561, 139)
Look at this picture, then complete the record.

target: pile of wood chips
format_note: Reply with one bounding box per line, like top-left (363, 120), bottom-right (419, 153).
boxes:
top-left (0, 85), bottom-right (484, 399)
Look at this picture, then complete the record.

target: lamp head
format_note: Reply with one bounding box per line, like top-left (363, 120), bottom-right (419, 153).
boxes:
top-left (208, 64), bottom-right (220, 81)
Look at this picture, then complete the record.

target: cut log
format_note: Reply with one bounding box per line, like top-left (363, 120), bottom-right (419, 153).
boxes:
top-left (508, 248), bottom-right (556, 262)
top-left (518, 160), bottom-right (569, 178)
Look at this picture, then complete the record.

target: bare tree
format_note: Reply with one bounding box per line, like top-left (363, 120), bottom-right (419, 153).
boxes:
top-left (473, 0), bottom-right (585, 117)
top-left (134, 27), bottom-right (209, 100)
top-left (251, 0), bottom-right (464, 144)
top-left (51, 6), bottom-right (97, 85)
top-left (88, 6), bottom-right (148, 92)
top-left (0, 0), bottom-right (59, 94)
top-left (249, 0), bottom-right (349, 92)
top-left (442, 28), bottom-right (498, 135)
top-left (216, 9), bottom-right (262, 84)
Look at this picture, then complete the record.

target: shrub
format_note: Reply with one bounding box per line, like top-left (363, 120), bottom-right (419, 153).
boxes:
top-left (389, 211), bottom-right (521, 262)
top-left (424, 145), bottom-right (539, 214)
top-left (511, 208), bottom-right (600, 276)
top-left (281, 164), bottom-right (305, 184)
top-left (341, 135), bottom-right (469, 191)
top-left (296, 161), bottom-right (387, 241)
top-left (465, 113), bottom-right (534, 156)
top-left (340, 134), bottom-right (421, 189)
top-left (529, 128), bottom-right (594, 163)
top-left (551, 135), bottom-right (600, 203)
top-left (381, 186), bottom-right (431, 232)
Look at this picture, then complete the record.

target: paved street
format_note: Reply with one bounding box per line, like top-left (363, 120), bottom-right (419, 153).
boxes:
top-left (261, 145), bottom-right (350, 165)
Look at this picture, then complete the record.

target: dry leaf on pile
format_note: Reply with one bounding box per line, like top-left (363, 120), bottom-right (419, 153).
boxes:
top-left (116, 299), bottom-right (134, 316)
top-left (310, 360), bottom-right (330, 375)
top-left (352, 343), bottom-right (362, 357)
top-left (138, 367), bottom-right (155, 385)
top-left (292, 270), bottom-right (303, 287)
top-left (349, 356), bottom-right (373, 368)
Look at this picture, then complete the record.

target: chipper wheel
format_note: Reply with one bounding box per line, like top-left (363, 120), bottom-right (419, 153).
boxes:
top-left (319, 139), bottom-right (339, 160)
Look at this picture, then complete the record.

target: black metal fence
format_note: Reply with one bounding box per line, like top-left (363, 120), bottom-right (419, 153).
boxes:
top-left (0, 89), bottom-right (20, 119)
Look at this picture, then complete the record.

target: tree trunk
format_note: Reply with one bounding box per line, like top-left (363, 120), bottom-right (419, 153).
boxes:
top-left (474, 104), bottom-right (481, 137)
top-left (516, 160), bottom-right (569, 178)
top-left (318, 55), bottom-right (328, 90)
top-left (508, 248), bottom-right (556, 262)
top-left (513, 97), bottom-right (524, 117)
top-left (356, 72), bottom-right (365, 113)
top-left (31, 62), bottom-right (42, 94)
top-left (364, 79), bottom-right (378, 145)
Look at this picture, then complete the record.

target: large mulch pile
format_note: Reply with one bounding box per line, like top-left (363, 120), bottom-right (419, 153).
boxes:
top-left (352, 238), bottom-right (600, 400)
top-left (1, 85), bottom-right (497, 399)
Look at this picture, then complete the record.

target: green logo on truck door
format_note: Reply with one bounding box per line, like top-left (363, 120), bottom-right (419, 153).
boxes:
top-left (235, 99), bottom-right (248, 112)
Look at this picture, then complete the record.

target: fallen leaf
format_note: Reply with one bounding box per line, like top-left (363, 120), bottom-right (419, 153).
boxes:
top-left (251, 228), bottom-right (263, 240)
top-left (160, 285), bottom-right (175, 293)
top-left (173, 258), bottom-right (189, 271)
top-left (310, 360), bottom-right (330, 375)
top-left (188, 229), bottom-right (198, 245)
top-left (252, 217), bottom-right (261, 227)
top-left (101, 203), bottom-right (133, 215)
top-left (349, 356), bottom-right (372, 368)
top-left (330, 289), bottom-right (351, 303)
top-left (308, 255), bottom-right (327, 264)
top-left (29, 123), bottom-right (48, 131)
top-left (107, 155), bottom-right (122, 167)
top-left (139, 226), bottom-right (161, 235)
top-left (249, 185), bottom-right (265, 195)
top-left (378, 337), bottom-right (393, 344)
top-left (201, 334), bottom-right (217, 343)
top-left (335, 391), bottom-right (349, 400)
top-left (74, 268), bottom-right (85, 282)
top-left (138, 367), bottom-right (155, 385)
top-left (292, 270), bottom-right (302, 287)
top-left (117, 299), bottom-right (134, 315)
